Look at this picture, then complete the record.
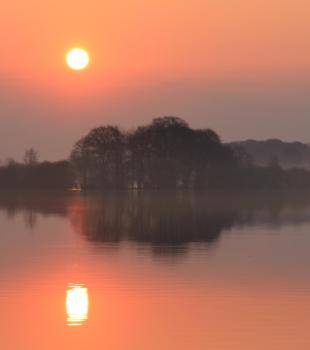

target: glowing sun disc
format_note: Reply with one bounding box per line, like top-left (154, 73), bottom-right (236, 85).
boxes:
top-left (66, 48), bottom-right (90, 71)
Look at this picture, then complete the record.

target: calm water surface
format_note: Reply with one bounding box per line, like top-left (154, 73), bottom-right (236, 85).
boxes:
top-left (0, 192), bottom-right (309, 349)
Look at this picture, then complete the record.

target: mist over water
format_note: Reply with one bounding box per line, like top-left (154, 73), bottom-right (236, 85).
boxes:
top-left (0, 192), bottom-right (310, 349)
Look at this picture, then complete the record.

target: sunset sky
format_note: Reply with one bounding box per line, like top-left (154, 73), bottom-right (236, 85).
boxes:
top-left (1, 0), bottom-right (309, 160)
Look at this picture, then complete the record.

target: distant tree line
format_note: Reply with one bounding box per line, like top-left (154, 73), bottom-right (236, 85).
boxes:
top-left (2, 117), bottom-right (310, 190)
top-left (0, 148), bottom-right (73, 190)
top-left (230, 139), bottom-right (310, 170)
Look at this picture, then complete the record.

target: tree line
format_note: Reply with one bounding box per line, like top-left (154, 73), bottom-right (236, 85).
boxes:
top-left (71, 116), bottom-right (310, 190)
top-left (2, 116), bottom-right (310, 190)
top-left (71, 116), bottom-right (237, 190)
top-left (0, 148), bottom-right (73, 190)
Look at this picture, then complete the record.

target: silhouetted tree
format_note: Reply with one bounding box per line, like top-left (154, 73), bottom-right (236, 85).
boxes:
top-left (70, 138), bottom-right (94, 189)
top-left (71, 117), bottom-right (242, 190)
top-left (128, 117), bottom-right (193, 189)
top-left (71, 126), bottom-right (126, 189)
top-left (23, 148), bottom-right (38, 165)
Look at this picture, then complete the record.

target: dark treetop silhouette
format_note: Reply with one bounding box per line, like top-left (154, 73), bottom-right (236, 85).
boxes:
top-left (71, 116), bottom-right (238, 190)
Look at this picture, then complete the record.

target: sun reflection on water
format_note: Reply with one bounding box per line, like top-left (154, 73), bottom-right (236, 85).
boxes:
top-left (66, 284), bottom-right (89, 326)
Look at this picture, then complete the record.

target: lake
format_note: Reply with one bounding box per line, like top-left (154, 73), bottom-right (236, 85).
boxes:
top-left (0, 192), bottom-right (309, 349)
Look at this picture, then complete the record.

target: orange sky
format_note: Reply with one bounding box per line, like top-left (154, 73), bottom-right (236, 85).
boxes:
top-left (0, 0), bottom-right (310, 159)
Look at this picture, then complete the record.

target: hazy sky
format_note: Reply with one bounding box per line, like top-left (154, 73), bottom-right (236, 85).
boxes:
top-left (1, 0), bottom-right (309, 160)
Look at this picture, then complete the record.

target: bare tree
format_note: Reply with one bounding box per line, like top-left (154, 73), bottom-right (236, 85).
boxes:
top-left (23, 148), bottom-right (38, 165)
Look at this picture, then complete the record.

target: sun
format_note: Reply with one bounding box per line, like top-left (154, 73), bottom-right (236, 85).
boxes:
top-left (66, 48), bottom-right (90, 71)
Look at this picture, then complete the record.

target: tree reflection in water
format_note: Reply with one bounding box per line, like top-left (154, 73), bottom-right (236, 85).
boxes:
top-left (68, 192), bottom-right (310, 256)
top-left (2, 191), bottom-right (310, 256)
